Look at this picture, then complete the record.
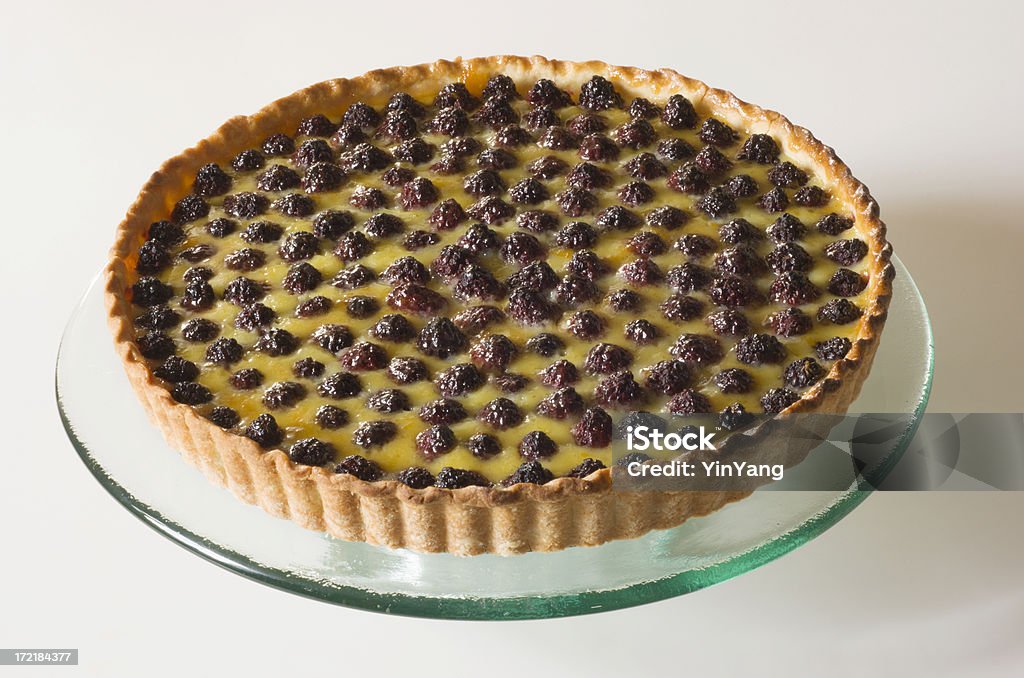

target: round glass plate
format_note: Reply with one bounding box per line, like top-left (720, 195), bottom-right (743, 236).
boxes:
top-left (57, 257), bottom-right (932, 620)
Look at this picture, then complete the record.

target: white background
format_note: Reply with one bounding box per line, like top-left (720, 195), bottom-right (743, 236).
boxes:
top-left (2, 1), bottom-right (1023, 676)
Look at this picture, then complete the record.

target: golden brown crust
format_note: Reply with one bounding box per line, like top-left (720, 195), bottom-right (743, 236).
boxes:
top-left (104, 55), bottom-right (892, 555)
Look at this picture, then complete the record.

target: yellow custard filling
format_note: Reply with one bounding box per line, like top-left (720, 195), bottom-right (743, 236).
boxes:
top-left (133, 79), bottom-right (870, 482)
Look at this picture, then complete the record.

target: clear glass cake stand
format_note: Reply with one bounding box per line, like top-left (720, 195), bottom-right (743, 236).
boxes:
top-left (56, 257), bottom-right (932, 620)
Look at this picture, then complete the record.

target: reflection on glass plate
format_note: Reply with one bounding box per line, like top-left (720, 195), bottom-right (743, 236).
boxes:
top-left (57, 257), bottom-right (931, 620)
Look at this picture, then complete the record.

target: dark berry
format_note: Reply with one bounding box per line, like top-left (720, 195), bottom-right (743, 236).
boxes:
top-left (434, 467), bottom-right (490, 489)
top-left (296, 296), bottom-right (332, 318)
top-left (435, 82), bottom-right (478, 110)
top-left (262, 133), bottom-right (294, 156)
top-left (528, 155), bottom-right (569, 179)
top-left (245, 413), bottom-right (283, 448)
top-left (766, 242), bottom-right (813, 274)
top-left (224, 193), bottom-right (268, 219)
top-left (715, 368), bottom-right (753, 394)
top-left (452, 305), bottom-right (506, 334)
top-left (705, 309), bottom-right (750, 336)
top-left (255, 328), bottom-right (298, 356)
top-left (134, 305), bottom-right (180, 331)
top-left (618, 181), bottom-right (655, 206)
top-left (235, 302), bottom-right (275, 331)
top-left (153, 356), bottom-right (198, 383)
top-left (528, 79), bottom-right (573, 108)
top-left (207, 406), bottom-right (240, 429)
top-left (316, 405), bottom-right (349, 429)
top-left (644, 360), bottom-right (693, 396)
top-left (205, 218), bottom-right (236, 238)
top-left (240, 220), bottom-right (282, 244)
top-left (553, 274), bottom-right (600, 307)
top-left (416, 318), bottom-right (467, 359)
top-left (554, 221), bottom-right (598, 249)
top-left (469, 335), bottom-right (516, 373)
top-left (569, 456), bottom-right (608, 476)
top-left (555, 187), bottom-right (598, 217)
top-left (339, 341), bottom-right (388, 371)
top-left (430, 154), bottom-right (464, 175)
top-left (625, 319), bottom-right (660, 344)
top-left (537, 387), bottom-right (585, 419)
top-left (330, 264), bottom-right (376, 289)
top-left (660, 294), bottom-right (704, 322)
top-left (311, 324), bottom-right (354, 354)
top-left (317, 372), bottom-right (362, 399)
top-left (403, 230), bottom-right (440, 251)
top-left (341, 143), bottom-right (392, 173)
top-left (668, 389), bottom-right (712, 416)
top-left (416, 425), bottom-right (457, 460)
top-left (662, 95), bottom-right (697, 129)
top-left (817, 213), bottom-right (854, 236)
top-left (387, 356), bottom-right (429, 384)
top-left (366, 389), bottom-right (411, 413)
top-left (262, 381), bottom-right (307, 409)
top-left (464, 169), bottom-right (506, 197)
top-left (349, 185), bottom-right (387, 210)
top-left (180, 280), bottom-right (215, 311)
top-left (182, 266), bottom-right (213, 283)
top-left (477, 148), bottom-right (518, 170)
top-left (514, 211), bottom-right (557, 236)
top-left (178, 244), bottom-right (215, 264)
top-left (345, 295), bottom-right (378, 318)
top-left (818, 299), bottom-right (862, 325)
top-left (577, 134), bottom-right (619, 162)
top-left (435, 363), bottom-right (485, 397)
top-left (737, 134), bottom-right (780, 164)
top-left (825, 239), bottom-right (869, 266)
top-left (508, 177), bottom-right (548, 205)
top-left (697, 187), bottom-right (737, 218)
top-left (467, 196), bottom-right (515, 224)
top-left (540, 359), bottom-right (579, 388)
top-left (667, 163), bottom-right (710, 194)
top-left (503, 461), bottom-right (554, 486)
top-left (709, 274), bottom-right (760, 308)
top-left (816, 337), bottom-right (853, 361)
top-left (458, 224), bottom-right (501, 253)
top-left (565, 249), bottom-right (608, 280)
top-left (135, 240), bottom-right (170, 274)
top-left (382, 166), bottom-right (417, 186)
top-left (131, 277), bottom-right (173, 308)
top-left (498, 232), bottom-right (543, 265)
top-left (483, 74), bottom-right (519, 100)
top-left (492, 125), bottom-right (531, 147)
top-left (419, 398), bottom-right (468, 425)
top-left (333, 124), bottom-right (366, 147)
top-left (619, 257), bottom-right (662, 286)
top-left (624, 153), bottom-right (668, 181)
top-left (223, 277), bottom-right (265, 306)
top-left (229, 368), bottom-right (263, 390)
top-left (493, 372), bottom-right (529, 393)
top-left (297, 114), bottom-right (337, 137)
top-left (614, 119), bottom-right (656, 149)
top-left (273, 193), bottom-right (316, 217)
top-left (699, 118), bottom-right (738, 146)
top-left (594, 371), bottom-right (646, 408)
top-left (769, 272), bottom-right (822, 305)
top-left (717, 218), bottom-right (760, 245)
top-left (393, 138), bottom-right (435, 165)
top-left (333, 232), bottom-right (373, 261)
top-left (378, 109), bottom-right (419, 141)
top-left (232, 149), bottom-right (265, 172)
top-left (735, 333), bottom-right (787, 365)
top-left (767, 213), bottom-right (806, 243)
top-left (475, 97), bottom-right (519, 129)
top-left (181, 318), bottom-right (219, 343)
top-left (715, 245), bottom-right (766, 277)
top-left (171, 194), bottom-right (210, 224)
top-left (828, 269), bottom-right (868, 297)
top-left (352, 420), bottom-right (397, 448)
top-left (257, 164), bottom-right (300, 192)
top-left (476, 398), bottom-right (523, 430)
top-left (313, 210), bottom-right (355, 240)
top-left (168, 382), bottom-right (210, 405)
top-left (292, 357), bottom-right (325, 379)
top-left (783, 357), bottom-right (826, 389)
top-left (596, 206), bottom-right (642, 232)
top-left (335, 455), bottom-right (383, 481)
top-left (584, 343), bottom-right (633, 375)
top-left (761, 388), bottom-right (800, 414)
top-left (767, 161), bottom-right (808, 188)
top-left (223, 248), bottom-right (265, 272)
top-left (794, 185), bottom-right (829, 207)
top-left (578, 75), bottom-right (622, 111)
top-left (192, 163), bottom-right (232, 198)
top-left (386, 92), bottom-right (425, 117)
top-left (385, 283), bottom-right (447, 316)
top-left (397, 467), bottom-right (435, 489)
top-left (758, 187), bottom-right (789, 213)
top-left (719, 403), bottom-right (755, 431)
top-left (302, 162), bottom-right (345, 193)
top-left (695, 145), bottom-right (733, 176)
top-left (428, 199), bottom-right (468, 232)
top-left (343, 102), bottom-right (381, 129)
top-left (523, 105), bottom-right (559, 130)
top-left (277, 231), bottom-right (319, 262)
top-left (667, 263), bottom-right (712, 291)
top-left (526, 333), bottom-right (563, 358)
top-left (381, 256), bottom-right (430, 286)
top-left (768, 308), bottom-right (813, 337)
top-left (572, 408), bottom-right (613, 449)
top-left (726, 174), bottom-right (759, 198)
top-left (658, 137), bottom-right (695, 161)
top-left (670, 334), bottom-right (724, 365)
top-left (566, 310), bottom-right (605, 339)
top-left (607, 289), bottom-right (642, 312)
top-left (364, 213), bottom-right (404, 238)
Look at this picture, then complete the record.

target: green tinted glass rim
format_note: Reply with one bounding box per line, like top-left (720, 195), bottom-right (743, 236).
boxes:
top-left (57, 267), bottom-right (932, 621)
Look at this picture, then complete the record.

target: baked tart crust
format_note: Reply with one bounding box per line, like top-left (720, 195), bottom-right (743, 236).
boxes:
top-left (105, 56), bottom-right (892, 555)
